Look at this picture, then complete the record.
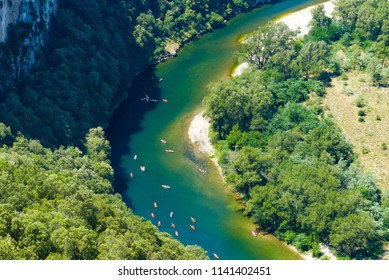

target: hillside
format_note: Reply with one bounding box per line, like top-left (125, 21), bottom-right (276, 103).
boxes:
top-left (324, 72), bottom-right (389, 191)
top-left (0, 0), bottom-right (268, 148)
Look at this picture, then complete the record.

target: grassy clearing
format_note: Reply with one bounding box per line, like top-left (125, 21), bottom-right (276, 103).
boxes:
top-left (323, 71), bottom-right (389, 191)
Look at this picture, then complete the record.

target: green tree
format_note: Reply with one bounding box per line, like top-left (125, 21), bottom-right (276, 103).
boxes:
top-left (204, 71), bottom-right (274, 139)
top-left (355, 0), bottom-right (389, 41)
top-left (296, 41), bottom-right (330, 78)
top-left (309, 4), bottom-right (332, 29)
top-left (241, 22), bottom-right (298, 69)
top-left (333, 0), bottom-right (366, 30)
top-left (330, 212), bottom-right (378, 257)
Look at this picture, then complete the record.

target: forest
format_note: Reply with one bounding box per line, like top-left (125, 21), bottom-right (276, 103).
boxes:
top-left (0, 0), bottom-right (268, 260)
top-left (0, 123), bottom-right (208, 259)
top-left (0, 0), bottom-right (388, 260)
top-left (204, 0), bottom-right (389, 259)
top-left (0, 0), bottom-right (263, 148)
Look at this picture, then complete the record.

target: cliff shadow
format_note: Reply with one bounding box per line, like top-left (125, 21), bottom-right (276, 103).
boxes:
top-left (105, 65), bottom-right (162, 210)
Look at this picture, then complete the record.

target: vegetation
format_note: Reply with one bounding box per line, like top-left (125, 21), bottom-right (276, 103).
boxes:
top-left (0, 0), bottom-right (262, 148)
top-left (204, 0), bottom-right (389, 259)
top-left (0, 0), bottom-right (267, 260)
top-left (0, 124), bottom-right (208, 260)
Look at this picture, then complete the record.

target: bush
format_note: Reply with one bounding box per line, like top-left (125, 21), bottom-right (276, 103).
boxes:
top-left (358, 110), bottom-right (366, 116)
top-left (280, 230), bottom-right (297, 244)
top-left (340, 73), bottom-right (349, 80)
top-left (312, 243), bottom-right (323, 258)
top-left (361, 145), bottom-right (369, 154)
top-left (375, 115), bottom-right (382, 121)
top-left (355, 96), bottom-right (367, 108)
top-left (342, 85), bottom-right (354, 96)
top-left (358, 117), bottom-right (365, 122)
top-left (292, 234), bottom-right (310, 252)
top-left (381, 143), bottom-right (387, 151)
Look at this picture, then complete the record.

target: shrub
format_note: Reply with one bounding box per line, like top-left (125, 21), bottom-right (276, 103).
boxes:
top-left (340, 73), bottom-right (349, 80)
top-left (292, 234), bottom-right (310, 252)
top-left (358, 117), bottom-right (365, 122)
top-left (280, 230), bottom-right (297, 244)
top-left (358, 110), bottom-right (366, 116)
top-left (342, 85), bottom-right (354, 96)
top-left (381, 143), bottom-right (387, 151)
top-left (376, 115), bottom-right (382, 121)
top-left (312, 243), bottom-right (323, 258)
top-left (361, 145), bottom-right (369, 154)
top-left (355, 96), bottom-right (367, 108)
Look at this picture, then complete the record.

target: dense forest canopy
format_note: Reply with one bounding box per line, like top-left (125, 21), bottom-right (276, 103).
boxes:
top-left (0, 123), bottom-right (208, 259)
top-left (0, 0), bottom-right (264, 148)
top-left (0, 0), bottom-right (388, 260)
top-left (0, 0), bottom-right (270, 260)
top-left (204, 0), bottom-right (389, 259)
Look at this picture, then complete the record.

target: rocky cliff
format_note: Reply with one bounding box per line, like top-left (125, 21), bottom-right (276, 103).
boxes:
top-left (0, 0), bottom-right (58, 79)
top-left (0, 0), bottom-right (58, 42)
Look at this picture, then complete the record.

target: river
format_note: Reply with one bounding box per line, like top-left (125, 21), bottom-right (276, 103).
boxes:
top-left (106, 0), bottom-right (325, 260)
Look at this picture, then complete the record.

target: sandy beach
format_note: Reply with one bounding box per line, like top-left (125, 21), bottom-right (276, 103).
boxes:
top-left (188, 111), bottom-right (214, 155)
top-left (188, 0), bottom-right (336, 260)
top-left (231, 62), bottom-right (249, 77)
top-left (278, 0), bottom-right (334, 36)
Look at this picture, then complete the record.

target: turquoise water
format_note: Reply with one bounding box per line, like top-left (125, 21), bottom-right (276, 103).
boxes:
top-left (106, 0), bottom-right (325, 260)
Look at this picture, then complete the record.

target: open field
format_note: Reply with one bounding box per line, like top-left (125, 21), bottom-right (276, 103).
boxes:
top-left (323, 71), bottom-right (389, 191)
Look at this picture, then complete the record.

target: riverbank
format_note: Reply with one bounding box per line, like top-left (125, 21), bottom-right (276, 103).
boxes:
top-left (277, 0), bottom-right (334, 36)
top-left (188, 0), bottom-right (337, 260)
top-left (188, 110), bottom-right (337, 260)
top-left (188, 110), bottom-right (223, 177)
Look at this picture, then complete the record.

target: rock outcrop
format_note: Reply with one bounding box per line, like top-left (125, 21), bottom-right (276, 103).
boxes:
top-left (0, 0), bottom-right (58, 78)
top-left (1, 0), bottom-right (58, 42)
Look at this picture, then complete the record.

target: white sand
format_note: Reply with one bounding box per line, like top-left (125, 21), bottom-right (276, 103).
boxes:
top-left (278, 0), bottom-right (335, 37)
top-left (188, 111), bottom-right (223, 176)
top-left (188, 111), bottom-right (214, 155)
top-left (232, 62), bottom-right (249, 77)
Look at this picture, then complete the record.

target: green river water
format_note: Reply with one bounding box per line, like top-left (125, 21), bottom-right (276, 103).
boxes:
top-left (106, 0), bottom-right (326, 260)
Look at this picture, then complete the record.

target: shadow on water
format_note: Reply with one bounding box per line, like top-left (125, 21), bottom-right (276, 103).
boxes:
top-left (105, 65), bottom-right (162, 209)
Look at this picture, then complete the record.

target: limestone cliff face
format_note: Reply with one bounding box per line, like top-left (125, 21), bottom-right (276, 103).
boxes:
top-left (1, 0), bottom-right (58, 42)
top-left (0, 0), bottom-right (58, 78)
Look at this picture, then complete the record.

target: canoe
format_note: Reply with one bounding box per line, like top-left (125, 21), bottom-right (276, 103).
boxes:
top-left (190, 225), bottom-right (196, 230)
top-left (151, 212), bottom-right (155, 219)
top-left (190, 217), bottom-right (196, 223)
top-left (153, 202), bottom-right (158, 208)
top-left (160, 139), bottom-right (167, 143)
top-left (140, 166), bottom-right (146, 171)
top-left (162, 185), bottom-right (171, 189)
top-left (162, 99), bottom-right (168, 102)
top-left (213, 253), bottom-right (219, 259)
top-left (251, 230), bottom-right (258, 237)
top-left (170, 211), bottom-right (173, 218)
top-left (165, 149), bottom-right (174, 153)
top-left (175, 230), bottom-right (179, 237)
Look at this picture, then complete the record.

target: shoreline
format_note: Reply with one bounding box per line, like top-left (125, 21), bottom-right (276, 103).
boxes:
top-left (187, 110), bottom-right (223, 177)
top-left (188, 0), bottom-right (336, 260)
